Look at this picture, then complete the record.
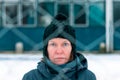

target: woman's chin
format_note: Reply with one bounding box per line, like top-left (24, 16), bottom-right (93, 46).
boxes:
top-left (53, 59), bottom-right (67, 65)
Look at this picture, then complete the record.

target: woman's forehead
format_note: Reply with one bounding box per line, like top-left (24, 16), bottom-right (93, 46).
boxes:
top-left (49, 38), bottom-right (70, 42)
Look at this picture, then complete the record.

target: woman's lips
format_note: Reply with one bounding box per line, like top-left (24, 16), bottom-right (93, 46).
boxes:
top-left (55, 57), bottom-right (65, 59)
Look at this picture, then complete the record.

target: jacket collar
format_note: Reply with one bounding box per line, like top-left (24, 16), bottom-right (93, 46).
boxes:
top-left (37, 52), bottom-right (88, 78)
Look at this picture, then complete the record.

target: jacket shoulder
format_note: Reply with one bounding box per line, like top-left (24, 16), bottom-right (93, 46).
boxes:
top-left (22, 69), bottom-right (42, 80)
top-left (86, 70), bottom-right (96, 80)
top-left (78, 69), bottom-right (96, 80)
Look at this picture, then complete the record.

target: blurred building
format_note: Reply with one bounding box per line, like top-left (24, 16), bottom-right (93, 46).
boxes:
top-left (0, 0), bottom-right (119, 53)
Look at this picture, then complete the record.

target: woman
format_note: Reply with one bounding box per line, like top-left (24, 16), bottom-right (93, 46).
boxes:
top-left (22, 13), bottom-right (96, 80)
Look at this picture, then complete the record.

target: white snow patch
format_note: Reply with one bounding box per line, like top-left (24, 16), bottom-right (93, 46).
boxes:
top-left (0, 53), bottom-right (120, 80)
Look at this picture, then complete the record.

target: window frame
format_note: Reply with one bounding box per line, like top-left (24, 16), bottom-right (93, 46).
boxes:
top-left (113, 0), bottom-right (120, 27)
top-left (72, 2), bottom-right (89, 27)
top-left (0, 1), bottom-right (2, 26)
top-left (37, 0), bottom-right (55, 27)
top-left (88, 1), bottom-right (105, 27)
top-left (20, 1), bottom-right (36, 27)
top-left (3, 2), bottom-right (19, 27)
top-left (56, 2), bottom-right (70, 24)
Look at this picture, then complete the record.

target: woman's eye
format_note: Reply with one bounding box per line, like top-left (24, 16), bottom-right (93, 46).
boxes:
top-left (49, 43), bottom-right (56, 46)
top-left (63, 43), bottom-right (69, 46)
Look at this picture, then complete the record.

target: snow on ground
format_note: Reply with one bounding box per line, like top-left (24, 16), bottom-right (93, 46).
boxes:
top-left (85, 53), bottom-right (120, 80)
top-left (0, 53), bottom-right (120, 80)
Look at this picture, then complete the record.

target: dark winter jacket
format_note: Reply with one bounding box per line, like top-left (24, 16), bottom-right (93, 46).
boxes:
top-left (22, 53), bottom-right (96, 80)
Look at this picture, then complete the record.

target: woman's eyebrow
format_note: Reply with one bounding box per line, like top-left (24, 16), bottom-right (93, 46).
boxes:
top-left (63, 41), bottom-right (70, 43)
top-left (48, 41), bottom-right (56, 44)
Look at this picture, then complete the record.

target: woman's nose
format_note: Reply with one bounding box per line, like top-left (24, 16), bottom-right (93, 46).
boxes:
top-left (56, 46), bottom-right (63, 54)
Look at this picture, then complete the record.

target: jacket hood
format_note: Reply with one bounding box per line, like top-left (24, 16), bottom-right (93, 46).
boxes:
top-left (37, 52), bottom-right (88, 79)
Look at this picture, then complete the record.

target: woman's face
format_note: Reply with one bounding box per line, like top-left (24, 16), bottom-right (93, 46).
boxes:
top-left (47, 38), bottom-right (72, 65)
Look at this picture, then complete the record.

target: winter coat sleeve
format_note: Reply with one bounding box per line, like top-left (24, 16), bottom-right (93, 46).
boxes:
top-left (22, 69), bottom-right (42, 80)
top-left (86, 70), bottom-right (96, 80)
top-left (22, 70), bottom-right (34, 80)
top-left (78, 69), bottom-right (96, 80)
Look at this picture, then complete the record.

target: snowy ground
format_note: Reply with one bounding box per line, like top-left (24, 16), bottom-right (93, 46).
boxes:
top-left (0, 53), bottom-right (120, 80)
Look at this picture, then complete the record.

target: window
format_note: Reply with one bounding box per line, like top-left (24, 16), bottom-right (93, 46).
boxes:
top-left (89, 2), bottom-right (105, 27)
top-left (38, 2), bottom-right (54, 27)
top-left (57, 3), bottom-right (69, 18)
top-left (113, 1), bottom-right (120, 27)
top-left (57, 3), bottom-right (69, 23)
top-left (73, 3), bottom-right (87, 25)
top-left (0, 2), bottom-right (2, 26)
top-left (4, 3), bottom-right (18, 26)
top-left (22, 2), bottom-right (36, 26)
